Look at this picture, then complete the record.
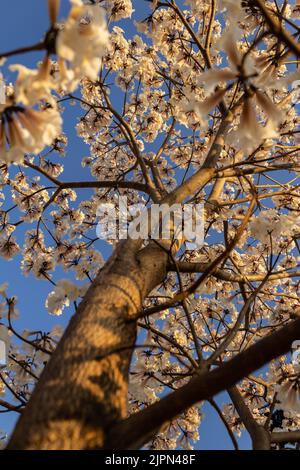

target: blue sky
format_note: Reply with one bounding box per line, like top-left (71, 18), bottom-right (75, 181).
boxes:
top-left (0, 0), bottom-right (252, 449)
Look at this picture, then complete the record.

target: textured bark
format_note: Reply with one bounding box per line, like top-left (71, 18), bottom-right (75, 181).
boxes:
top-left (8, 241), bottom-right (168, 450)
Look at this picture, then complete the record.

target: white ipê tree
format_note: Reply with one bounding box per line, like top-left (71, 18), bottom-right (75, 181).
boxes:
top-left (0, 0), bottom-right (299, 450)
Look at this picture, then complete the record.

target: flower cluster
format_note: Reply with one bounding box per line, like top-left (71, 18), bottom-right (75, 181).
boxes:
top-left (46, 279), bottom-right (88, 315)
top-left (0, 0), bottom-right (110, 164)
top-left (56, 0), bottom-right (110, 82)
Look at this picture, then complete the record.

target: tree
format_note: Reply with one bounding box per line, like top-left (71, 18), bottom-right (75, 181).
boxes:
top-left (0, 0), bottom-right (300, 450)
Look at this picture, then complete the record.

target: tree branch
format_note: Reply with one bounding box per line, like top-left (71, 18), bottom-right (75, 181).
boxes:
top-left (105, 317), bottom-right (300, 449)
top-left (228, 386), bottom-right (270, 450)
top-left (251, 0), bottom-right (300, 56)
top-left (271, 430), bottom-right (300, 444)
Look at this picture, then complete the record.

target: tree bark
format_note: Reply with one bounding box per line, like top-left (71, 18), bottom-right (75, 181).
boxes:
top-left (7, 241), bottom-right (168, 449)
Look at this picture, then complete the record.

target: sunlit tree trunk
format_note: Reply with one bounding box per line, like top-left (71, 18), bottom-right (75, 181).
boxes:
top-left (8, 242), bottom-right (168, 449)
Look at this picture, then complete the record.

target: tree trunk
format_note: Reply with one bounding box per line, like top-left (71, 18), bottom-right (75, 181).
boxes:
top-left (8, 241), bottom-right (168, 450)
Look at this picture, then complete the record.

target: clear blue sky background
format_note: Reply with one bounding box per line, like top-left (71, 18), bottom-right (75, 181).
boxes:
top-left (0, 0), bottom-right (251, 449)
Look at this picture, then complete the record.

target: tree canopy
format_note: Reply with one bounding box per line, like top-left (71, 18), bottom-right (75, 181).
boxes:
top-left (0, 0), bottom-right (300, 450)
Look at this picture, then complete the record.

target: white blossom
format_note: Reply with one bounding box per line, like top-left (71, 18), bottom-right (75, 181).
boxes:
top-left (56, 1), bottom-right (110, 81)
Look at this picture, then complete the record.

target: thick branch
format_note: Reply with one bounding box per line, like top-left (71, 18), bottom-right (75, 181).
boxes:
top-left (251, 0), bottom-right (300, 56)
top-left (228, 386), bottom-right (270, 450)
top-left (271, 430), bottom-right (300, 444)
top-left (106, 317), bottom-right (300, 449)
